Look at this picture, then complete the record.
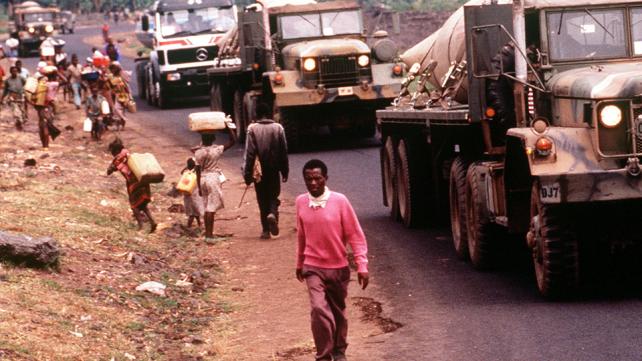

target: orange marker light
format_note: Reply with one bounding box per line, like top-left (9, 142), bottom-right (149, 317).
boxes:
top-left (485, 107), bottom-right (496, 118)
top-left (392, 64), bottom-right (403, 76)
top-left (274, 73), bottom-right (284, 85)
top-left (535, 137), bottom-right (553, 156)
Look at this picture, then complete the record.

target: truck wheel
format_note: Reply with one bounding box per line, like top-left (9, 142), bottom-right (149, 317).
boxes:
top-left (157, 82), bottom-right (169, 109)
top-left (136, 63), bottom-right (147, 100)
top-left (278, 107), bottom-right (299, 152)
top-left (449, 157), bottom-right (469, 260)
top-left (210, 84), bottom-right (223, 111)
top-left (465, 164), bottom-right (499, 269)
top-left (396, 139), bottom-right (424, 228)
top-left (146, 68), bottom-right (155, 106)
top-left (233, 89), bottom-right (246, 143)
top-left (382, 137), bottom-right (399, 220)
top-left (529, 182), bottom-right (580, 299)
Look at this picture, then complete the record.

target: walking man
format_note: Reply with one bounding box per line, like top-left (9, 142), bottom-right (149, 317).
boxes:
top-left (67, 54), bottom-right (83, 109)
top-left (243, 103), bottom-right (289, 239)
top-left (295, 159), bottom-right (369, 361)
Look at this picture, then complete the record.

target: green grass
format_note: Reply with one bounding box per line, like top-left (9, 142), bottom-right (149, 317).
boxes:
top-left (125, 321), bottom-right (145, 332)
top-left (41, 279), bottom-right (62, 291)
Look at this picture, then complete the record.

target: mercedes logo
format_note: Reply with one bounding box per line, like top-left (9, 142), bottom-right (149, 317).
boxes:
top-left (196, 48), bottom-right (209, 61)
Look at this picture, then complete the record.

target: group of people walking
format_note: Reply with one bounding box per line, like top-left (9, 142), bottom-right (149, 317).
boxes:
top-left (1, 39), bottom-right (132, 149)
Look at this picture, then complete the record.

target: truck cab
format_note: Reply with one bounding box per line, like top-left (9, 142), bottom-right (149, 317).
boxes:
top-left (11, 4), bottom-right (59, 57)
top-left (136, 0), bottom-right (237, 108)
top-left (208, 0), bottom-right (403, 148)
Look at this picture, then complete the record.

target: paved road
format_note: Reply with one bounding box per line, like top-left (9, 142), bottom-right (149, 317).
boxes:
top-left (47, 26), bottom-right (642, 361)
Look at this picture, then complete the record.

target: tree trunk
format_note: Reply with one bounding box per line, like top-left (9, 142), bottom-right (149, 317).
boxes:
top-left (0, 231), bottom-right (60, 268)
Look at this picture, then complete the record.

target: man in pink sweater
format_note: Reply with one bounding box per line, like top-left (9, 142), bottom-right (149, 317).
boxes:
top-left (296, 159), bottom-right (369, 361)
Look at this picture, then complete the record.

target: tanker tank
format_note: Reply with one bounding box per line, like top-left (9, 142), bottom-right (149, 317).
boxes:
top-left (400, 0), bottom-right (511, 104)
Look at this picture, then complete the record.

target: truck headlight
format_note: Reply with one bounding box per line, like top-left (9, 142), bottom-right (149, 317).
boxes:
top-left (357, 54), bottom-right (370, 67)
top-left (28, 27), bottom-right (35, 33)
top-left (303, 58), bottom-right (317, 72)
top-left (45, 25), bottom-right (53, 33)
top-left (166, 73), bottom-right (181, 81)
top-left (600, 105), bottom-right (622, 128)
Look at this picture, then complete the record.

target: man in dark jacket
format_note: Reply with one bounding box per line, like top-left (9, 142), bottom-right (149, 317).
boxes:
top-left (243, 103), bottom-right (289, 239)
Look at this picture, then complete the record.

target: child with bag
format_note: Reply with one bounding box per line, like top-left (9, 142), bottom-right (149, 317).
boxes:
top-left (178, 157), bottom-right (204, 228)
top-left (106, 138), bottom-right (157, 233)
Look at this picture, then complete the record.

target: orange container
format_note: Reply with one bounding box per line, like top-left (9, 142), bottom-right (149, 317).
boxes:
top-left (176, 171), bottom-right (197, 194)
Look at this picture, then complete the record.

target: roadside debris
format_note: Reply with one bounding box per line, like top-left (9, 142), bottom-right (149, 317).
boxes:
top-left (135, 281), bottom-right (166, 296)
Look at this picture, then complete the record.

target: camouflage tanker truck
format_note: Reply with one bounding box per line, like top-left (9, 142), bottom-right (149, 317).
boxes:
top-left (380, 0), bottom-right (642, 298)
top-left (207, 0), bottom-right (404, 148)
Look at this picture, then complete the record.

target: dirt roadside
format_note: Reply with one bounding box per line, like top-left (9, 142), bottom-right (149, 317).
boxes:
top-left (0, 87), bottom-right (398, 359)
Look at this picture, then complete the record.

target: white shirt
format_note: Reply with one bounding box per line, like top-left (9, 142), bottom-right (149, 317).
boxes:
top-left (308, 187), bottom-right (331, 209)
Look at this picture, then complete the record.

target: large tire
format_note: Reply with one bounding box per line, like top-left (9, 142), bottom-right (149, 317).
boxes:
top-left (529, 182), bottom-right (580, 299)
top-left (382, 137), bottom-right (399, 220)
top-left (210, 84), bottom-right (223, 111)
top-left (278, 107), bottom-right (299, 152)
top-left (449, 157), bottom-right (469, 260)
top-left (146, 68), bottom-right (155, 106)
top-left (233, 89), bottom-right (246, 143)
top-left (136, 63), bottom-right (146, 100)
top-left (465, 164), bottom-right (499, 269)
top-left (396, 139), bottom-right (425, 228)
top-left (157, 82), bottom-right (169, 109)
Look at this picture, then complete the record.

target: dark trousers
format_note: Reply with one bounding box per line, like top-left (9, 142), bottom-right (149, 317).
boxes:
top-left (303, 266), bottom-right (350, 361)
top-left (254, 170), bottom-right (281, 232)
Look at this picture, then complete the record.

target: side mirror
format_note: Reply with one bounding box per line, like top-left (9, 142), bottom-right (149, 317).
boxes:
top-left (141, 15), bottom-right (149, 32)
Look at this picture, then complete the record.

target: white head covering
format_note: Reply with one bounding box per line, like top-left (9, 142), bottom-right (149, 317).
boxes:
top-left (37, 61), bottom-right (47, 71)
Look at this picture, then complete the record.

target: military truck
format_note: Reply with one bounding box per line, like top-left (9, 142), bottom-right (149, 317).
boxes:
top-left (207, 0), bottom-right (403, 147)
top-left (135, 0), bottom-right (237, 108)
top-left (10, 2), bottom-right (60, 56)
top-left (379, 0), bottom-right (642, 298)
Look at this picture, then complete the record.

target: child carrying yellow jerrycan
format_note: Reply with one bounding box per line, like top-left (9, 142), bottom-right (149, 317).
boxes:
top-left (177, 158), bottom-right (204, 228)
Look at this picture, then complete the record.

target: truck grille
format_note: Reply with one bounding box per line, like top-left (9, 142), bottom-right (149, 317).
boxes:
top-left (319, 56), bottom-right (360, 87)
top-left (634, 107), bottom-right (642, 153)
top-left (167, 45), bottom-right (218, 65)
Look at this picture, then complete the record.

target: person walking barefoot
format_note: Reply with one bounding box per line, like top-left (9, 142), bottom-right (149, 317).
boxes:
top-left (194, 126), bottom-right (236, 242)
top-left (107, 139), bottom-right (157, 233)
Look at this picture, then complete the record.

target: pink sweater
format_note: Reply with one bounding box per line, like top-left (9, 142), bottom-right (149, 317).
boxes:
top-left (296, 192), bottom-right (368, 273)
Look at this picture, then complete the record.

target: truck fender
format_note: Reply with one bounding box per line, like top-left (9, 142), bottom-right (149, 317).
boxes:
top-left (504, 127), bottom-right (598, 232)
top-left (265, 70), bottom-right (301, 94)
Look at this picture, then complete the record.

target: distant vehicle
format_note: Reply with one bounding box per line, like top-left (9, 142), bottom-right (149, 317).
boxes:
top-left (207, 0), bottom-right (403, 149)
top-left (135, 0), bottom-right (238, 108)
top-left (10, 3), bottom-right (60, 57)
top-left (59, 10), bottom-right (75, 34)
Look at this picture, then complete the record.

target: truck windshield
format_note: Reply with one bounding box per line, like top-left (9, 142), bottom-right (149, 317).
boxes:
top-left (24, 13), bottom-right (54, 22)
top-left (630, 8), bottom-right (642, 55)
top-left (280, 10), bottom-right (362, 39)
top-left (546, 9), bottom-right (626, 61)
top-left (159, 7), bottom-right (235, 37)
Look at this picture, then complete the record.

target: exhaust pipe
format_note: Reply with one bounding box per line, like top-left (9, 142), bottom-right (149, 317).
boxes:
top-left (512, 0), bottom-right (528, 126)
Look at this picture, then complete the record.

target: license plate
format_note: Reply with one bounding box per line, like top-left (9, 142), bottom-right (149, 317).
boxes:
top-left (338, 87), bottom-right (354, 96)
top-left (540, 183), bottom-right (561, 203)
